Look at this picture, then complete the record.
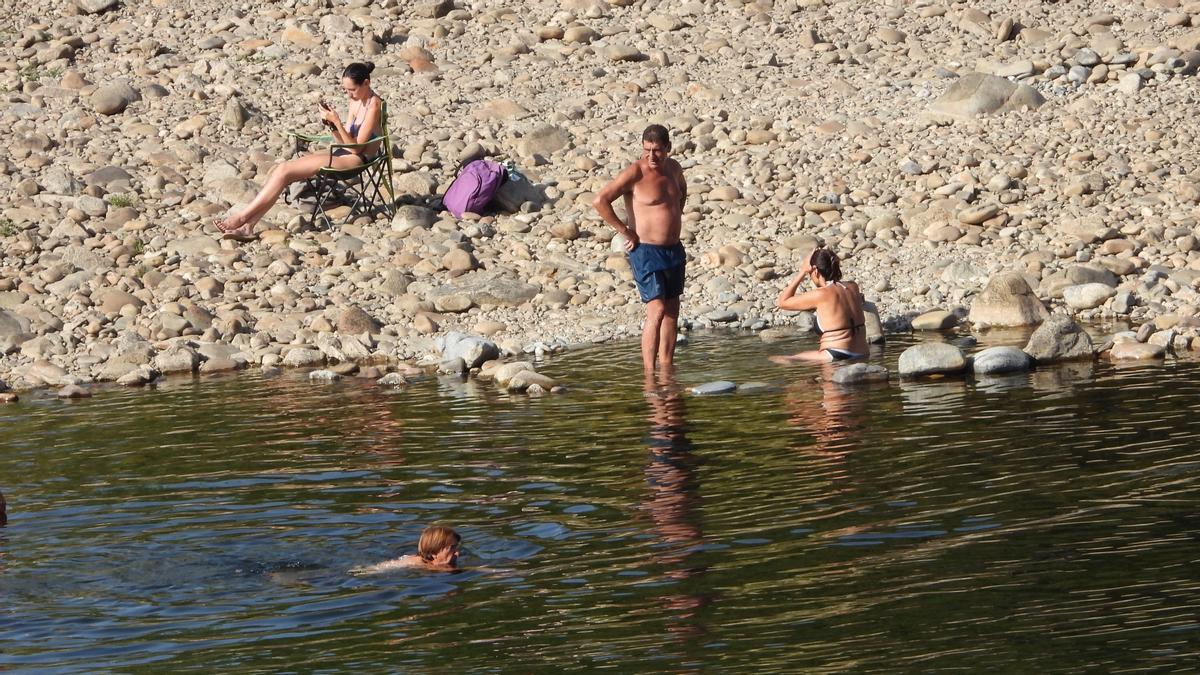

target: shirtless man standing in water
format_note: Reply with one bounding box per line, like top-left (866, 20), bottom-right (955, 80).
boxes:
top-left (593, 125), bottom-right (688, 372)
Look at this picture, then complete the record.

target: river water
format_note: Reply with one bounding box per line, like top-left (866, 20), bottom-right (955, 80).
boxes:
top-left (2, 330), bottom-right (1199, 671)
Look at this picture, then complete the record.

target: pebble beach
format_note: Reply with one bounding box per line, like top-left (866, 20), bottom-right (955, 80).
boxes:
top-left (3, 0), bottom-right (1200, 394)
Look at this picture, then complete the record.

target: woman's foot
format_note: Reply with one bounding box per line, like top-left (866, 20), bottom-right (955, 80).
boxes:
top-left (221, 224), bottom-right (257, 242)
top-left (214, 213), bottom-right (247, 233)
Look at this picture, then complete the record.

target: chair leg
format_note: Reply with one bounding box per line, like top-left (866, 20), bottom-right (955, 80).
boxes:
top-left (310, 178), bottom-right (337, 230)
top-left (342, 174), bottom-right (369, 225)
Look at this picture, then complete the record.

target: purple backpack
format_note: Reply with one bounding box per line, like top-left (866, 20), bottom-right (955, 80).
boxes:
top-left (444, 159), bottom-right (506, 218)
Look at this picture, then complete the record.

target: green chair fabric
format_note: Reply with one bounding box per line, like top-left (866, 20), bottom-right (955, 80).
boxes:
top-left (286, 100), bottom-right (396, 228)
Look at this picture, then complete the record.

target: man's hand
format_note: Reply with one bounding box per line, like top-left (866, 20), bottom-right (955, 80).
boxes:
top-left (623, 229), bottom-right (640, 252)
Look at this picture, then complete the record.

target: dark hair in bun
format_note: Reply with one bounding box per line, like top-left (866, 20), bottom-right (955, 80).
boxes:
top-left (809, 248), bottom-right (842, 282)
top-left (343, 62), bottom-right (375, 85)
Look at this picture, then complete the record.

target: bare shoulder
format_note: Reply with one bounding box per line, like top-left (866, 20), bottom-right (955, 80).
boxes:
top-left (612, 161), bottom-right (643, 189)
top-left (668, 158), bottom-right (685, 179)
top-left (352, 555), bottom-right (421, 575)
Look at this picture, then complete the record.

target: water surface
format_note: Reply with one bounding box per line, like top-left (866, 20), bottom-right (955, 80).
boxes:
top-left (2, 331), bottom-right (1199, 671)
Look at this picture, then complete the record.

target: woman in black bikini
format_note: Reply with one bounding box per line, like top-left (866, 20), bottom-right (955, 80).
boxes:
top-left (215, 62), bottom-right (383, 241)
top-left (772, 247), bottom-right (869, 363)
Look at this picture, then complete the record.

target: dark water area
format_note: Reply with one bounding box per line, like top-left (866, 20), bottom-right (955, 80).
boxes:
top-left (2, 330), bottom-right (1200, 671)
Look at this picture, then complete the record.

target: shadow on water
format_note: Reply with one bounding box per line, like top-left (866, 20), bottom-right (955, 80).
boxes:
top-left (1, 330), bottom-right (1199, 670)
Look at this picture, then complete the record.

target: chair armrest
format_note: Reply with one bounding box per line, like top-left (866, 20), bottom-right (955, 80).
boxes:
top-left (290, 130), bottom-right (333, 143)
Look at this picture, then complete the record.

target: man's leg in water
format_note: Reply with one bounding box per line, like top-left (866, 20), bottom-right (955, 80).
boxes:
top-left (642, 298), bottom-right (666, 372)
top-left (658, 296), bottom-right (680, 369)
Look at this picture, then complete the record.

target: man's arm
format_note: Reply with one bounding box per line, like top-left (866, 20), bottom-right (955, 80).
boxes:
top-left (674, 161), bottom-right (687, 209)
top-left (592, 163), bottom-right (642, 252)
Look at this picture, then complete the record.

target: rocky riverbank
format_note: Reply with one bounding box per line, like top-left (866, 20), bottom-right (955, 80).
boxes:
top-left (3, 0), bottom-right (1200, 395)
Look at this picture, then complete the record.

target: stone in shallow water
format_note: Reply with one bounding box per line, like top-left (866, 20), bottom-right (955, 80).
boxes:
top-left (377, 372), bottom-right (409, 386)
top-left (691, 380), bottom-right (737, 395)
top-left (439, 332), bottom-right (499, 368)
top-left (832, 364), bottom-right (889, 384)
top-left (736, 381), bottom-right (778, 394)
top-left (282, 347), bottom-right (325, 368)
top-left (309, 369), bottom-right (340, 382)
top-left (971, 346), bottom-right (1031, 375)
top-left (898, 343), bottom-right (966, 377)
top-left (57, 384), bottom-right (92, 399)
top-left (1024, 315), bottom-right (1094, 363)
top-left (438, 357), bottom-right (467, 375)
top-left (1108, 342), bottom-right (1165, 361)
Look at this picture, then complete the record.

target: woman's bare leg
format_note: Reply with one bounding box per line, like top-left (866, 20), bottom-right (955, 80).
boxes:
top-left (217, 152), bottom-right (363, 234)
top-left (769, 350), bottom-right (833, 365)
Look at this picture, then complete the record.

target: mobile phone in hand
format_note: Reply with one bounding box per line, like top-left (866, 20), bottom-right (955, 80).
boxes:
top-left (319, 100), bottom-right (331, 110)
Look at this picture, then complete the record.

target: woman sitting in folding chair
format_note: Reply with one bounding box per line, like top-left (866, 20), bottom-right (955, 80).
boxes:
top-left (216, 62), bottom-right (383, 241)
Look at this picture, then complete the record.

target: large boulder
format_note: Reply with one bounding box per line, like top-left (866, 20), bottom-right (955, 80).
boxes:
top-left (971, 346), bottom-right (1031, 375)
top-left (929, 73), bottom-right (1045, 118)
top-left (438, 332), bottom-right (499, 369)
top-left (898, 343), bottom-right (966, 377)
top-left (1023, 315), bottom-right (1094, 363)
top-left (968, 272), bottom-right (1049, 328)
top-left (863, 301), bottom-right (884, 344)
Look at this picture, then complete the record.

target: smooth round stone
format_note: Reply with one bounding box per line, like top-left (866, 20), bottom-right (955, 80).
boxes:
top-left (911, 310), bottom-right (959, 330)
top-left (736, 381), bottom-right (778, 394)
top-left (308, 369), bottom-right (341, 382)
top-left (831, 363), bottom-right (889, 384)
top-left (971, 346), bottom-right (1031, 375)
top-left (1075, 48), bottom-right (1101, 66)
top-left (691, 380), bottom-right (737, 395)
top-left (898, 343), bottom-right (966, 377)
top-left (1063, 283), bottom-right (1116, 310)
top-left (1109, 342), bottom-right (1165, 361)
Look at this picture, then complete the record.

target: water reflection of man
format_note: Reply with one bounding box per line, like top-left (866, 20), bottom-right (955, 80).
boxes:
top-left (641, 371), bottom-right (711, 646)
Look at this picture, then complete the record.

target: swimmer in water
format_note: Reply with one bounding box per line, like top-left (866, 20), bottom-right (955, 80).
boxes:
top-left (356, 524), bottom-right (462, 574)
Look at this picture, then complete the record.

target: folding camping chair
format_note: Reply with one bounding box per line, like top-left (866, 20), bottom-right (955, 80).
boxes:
top-left (286, 100), bottom-right (396, 228)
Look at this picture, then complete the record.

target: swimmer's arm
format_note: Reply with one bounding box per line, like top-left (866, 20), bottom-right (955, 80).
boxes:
top-left (352, 556), bottom-right (420, 575)
top-left (592, 163), bottom-right (641, 241)
top-left (777, 272), bottom-right (822, 311)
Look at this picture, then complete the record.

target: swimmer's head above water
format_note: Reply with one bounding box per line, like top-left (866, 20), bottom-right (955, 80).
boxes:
top-left (417, 525), bottom-right (462, 569)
